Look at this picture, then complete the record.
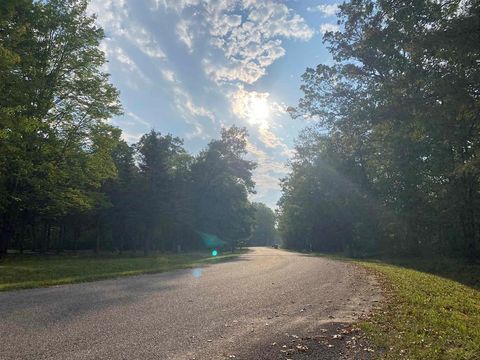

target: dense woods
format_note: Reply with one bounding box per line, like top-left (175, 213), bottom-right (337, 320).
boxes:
top-left (4, 0), bottom-right (478, 263)
top-left (278, 0), bottom-right (480, 261)
top-left (0, 0), bottom-right (271, 256)
top-left (248, 203), bottom-right (279, 246)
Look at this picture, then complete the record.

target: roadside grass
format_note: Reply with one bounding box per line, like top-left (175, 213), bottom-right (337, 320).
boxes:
top-left (308, 252), bottom-right (480, 359)
top-left (0, 250), bottom-right (243, 291)
top-left (357, 259), bottom-right (480, 360)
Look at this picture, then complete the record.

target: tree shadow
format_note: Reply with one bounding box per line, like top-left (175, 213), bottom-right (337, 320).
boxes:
top-left (0, 254), bottom-right (251, 327)
top-left (238, 321), bottom-right (375, 360)
top-left (290, 249), bottom-right (480, 291)
top-left (366, 257), bottom-right (480, 291)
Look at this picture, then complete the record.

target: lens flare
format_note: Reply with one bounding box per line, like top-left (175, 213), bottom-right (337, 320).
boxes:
top-left (192, 268), bottom-right (202, 278)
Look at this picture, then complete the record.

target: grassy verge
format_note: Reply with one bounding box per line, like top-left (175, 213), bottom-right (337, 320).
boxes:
top-left (0, 250), bottom-right (243, 291)
top-left (356, 259), bottom-right (480, 360)
top-left (308, 251), bottom-right (480, 359)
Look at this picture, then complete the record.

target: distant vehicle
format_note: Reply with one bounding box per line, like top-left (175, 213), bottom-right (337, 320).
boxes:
top-left (272, 244), bottom-right (279, 249)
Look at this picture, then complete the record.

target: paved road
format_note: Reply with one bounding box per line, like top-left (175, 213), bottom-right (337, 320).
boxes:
top-left (0, 247), bottom-right (381, 360)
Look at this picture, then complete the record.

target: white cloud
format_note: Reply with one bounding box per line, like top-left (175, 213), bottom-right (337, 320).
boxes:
top-left (319, 23), bottom-right (340, 34)
top-left (307, 3), bottom-right (338, 16)
top-left (246, 139), bottom-right (288, 206)
top-left (114, 46), bottom-right (136, 68)
top-left (161, 68), bottom-right (176, 82)
top-left (258, 126), bottom-right (285, 149)
top-left (152, 0), bottom-right (200, 12)
top-left (88, 0), bottom-right (127, 32)
top-left (124, 25), bottom-right (166, 59)
top-left (92, 0), bottom-right (312, 85)
top-left (176, 19), bottom-right (194, 52)
top-left (89, 0), bottom-right (166, 60)
top-left (110, 46), bottom-right (151, 88)
top-left (121, 130), bottom-right (144, 144)
top-left (172, 85), bottom-right (216, 139)
top-left (126, 112), bottom-right (151, 128)
top-left (189, 0), bottom-right (314, 84)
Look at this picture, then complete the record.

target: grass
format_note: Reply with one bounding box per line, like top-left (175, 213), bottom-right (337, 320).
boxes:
top-left (308, 251), bottom-right (480, 359)
top-left (0, 250), bottom-right (242, 291)
top-left (356, 259), bottom-right (480, 360)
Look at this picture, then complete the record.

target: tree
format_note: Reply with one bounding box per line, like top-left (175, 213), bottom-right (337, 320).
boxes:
top-left (1, 2), bottom-right (261, 256)
top-left (135, 130), bottom-right (188, 254)
top-left (0, 0), bottom-right (122, 255)
top-left (101, 140), bottom-right (139, 253)
top-left (191, 126), bottom-right (256, 251)
top-left (248, 203), bottom-right (278, 246)
top-left (280, 0), bottom-right (480, 260)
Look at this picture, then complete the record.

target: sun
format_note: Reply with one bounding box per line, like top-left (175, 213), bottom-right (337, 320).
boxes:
top-left (247, 96), bottom-right (270, 125)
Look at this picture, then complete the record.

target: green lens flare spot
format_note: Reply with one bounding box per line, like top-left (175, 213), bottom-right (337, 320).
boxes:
top-left (211, 249), bottom-right (218, 257)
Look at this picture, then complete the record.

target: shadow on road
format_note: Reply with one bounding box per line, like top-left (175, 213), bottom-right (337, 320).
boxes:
top-left (240, 321), bottom-right (375, 360)
top-left (0, 255), bottom-right (252, 326)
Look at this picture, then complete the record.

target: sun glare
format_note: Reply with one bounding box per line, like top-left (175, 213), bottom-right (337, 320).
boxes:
top-left (247, 96), bottom-right (270, 125)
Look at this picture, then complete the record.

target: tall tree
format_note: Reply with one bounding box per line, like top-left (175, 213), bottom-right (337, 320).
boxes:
top-left (135, 130), bottom-right (187, 254)
top-left (191, 126), bottom-right (256, 251)
top-left (248, 203), bottom-right (278, 246)
top-left (0, 0), bottom-right (122, 255)
top-left (281, 0), bottom-right (480, 260)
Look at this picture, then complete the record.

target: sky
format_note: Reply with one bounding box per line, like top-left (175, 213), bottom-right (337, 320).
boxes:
top-left (88, 0), bottom-right (340, 209)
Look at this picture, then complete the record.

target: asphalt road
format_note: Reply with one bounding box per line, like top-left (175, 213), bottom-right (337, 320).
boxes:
top-left (0, 247), bottom-right (381, 360)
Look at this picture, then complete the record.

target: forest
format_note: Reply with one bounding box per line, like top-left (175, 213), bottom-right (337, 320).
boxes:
top-left (0, 0), bottom-right (277, 256)
top-left (278, 0), bottom-right (480, 261)
top-left (2, 0), bottom-right (479, 264)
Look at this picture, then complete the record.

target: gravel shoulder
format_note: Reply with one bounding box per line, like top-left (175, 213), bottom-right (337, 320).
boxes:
top-left (0, 247), bottom-right (381, 360)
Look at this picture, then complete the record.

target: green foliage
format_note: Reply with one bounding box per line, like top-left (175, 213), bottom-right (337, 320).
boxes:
top-left (279, 0), bottom-right (480, 260)
top-left (249, 202), bottom-right (278, 246)
top-left (191, 126), bottom-right (256, 250)
top-left (0, 0), bottom-right (122, 255)
top-left (0, 1), bottom-right (258, 257)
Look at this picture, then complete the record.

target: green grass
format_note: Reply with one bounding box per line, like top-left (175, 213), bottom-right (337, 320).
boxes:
top-left (0, 251), bottom-right (242, 291)
top-left (356, 259), bottom-right (480, 360)
top-left (308, 252), bottom-right (480, 359)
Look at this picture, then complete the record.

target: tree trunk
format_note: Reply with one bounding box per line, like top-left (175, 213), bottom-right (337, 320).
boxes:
top-left (143, 234), bottom-right (150, 256)
top-left (40, 222), bottom-right (49, 254)
top-left (95, 218), bottom-right (101, 254)
top-left (0, 222), bottom-right (13, 258)
top-left (17, 225), bottom-right (25, 254)
top-left (459, 173), bottom-right (477, 262)
top-left (73, 226), bottom-right (80, 253)
top-left (57, 224), bottom-right (65, 253)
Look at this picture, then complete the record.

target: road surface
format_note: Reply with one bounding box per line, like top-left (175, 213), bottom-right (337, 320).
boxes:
top-left (0, 247), bottom-right (381, 359)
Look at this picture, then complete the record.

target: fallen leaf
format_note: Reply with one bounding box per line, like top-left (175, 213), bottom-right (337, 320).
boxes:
top-left (296, 344), bottom-right (308, 352)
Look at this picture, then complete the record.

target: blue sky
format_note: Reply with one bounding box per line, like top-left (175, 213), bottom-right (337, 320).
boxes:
top-left (88, 0), bottom-right (340, 209)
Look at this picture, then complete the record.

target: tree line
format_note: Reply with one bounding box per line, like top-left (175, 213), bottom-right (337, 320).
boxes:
top-left (278, 0), bottom-right (480, 261)
top-left (0, 0), bottom-right (275, 256)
